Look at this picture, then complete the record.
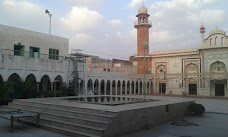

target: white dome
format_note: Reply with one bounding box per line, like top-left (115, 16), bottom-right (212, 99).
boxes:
top-left (138, 6), bottom-right (148, 14)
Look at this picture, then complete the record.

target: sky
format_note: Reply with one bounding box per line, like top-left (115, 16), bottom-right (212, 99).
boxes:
top-left (0, 0), bottom-right (228, 59)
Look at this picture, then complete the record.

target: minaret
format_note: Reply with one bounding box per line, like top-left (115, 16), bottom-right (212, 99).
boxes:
top-left (200, 23), bottom-right (205, 48)
top-left (134, 4), bottom-right (152, 74)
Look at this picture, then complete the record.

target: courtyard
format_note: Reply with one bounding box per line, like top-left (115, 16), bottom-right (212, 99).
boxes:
top-left (0, 95), bottom-right (228, 137)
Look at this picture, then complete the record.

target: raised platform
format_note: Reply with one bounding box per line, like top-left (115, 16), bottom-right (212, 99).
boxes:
top-left (7, 95), bottom-right (194, 137)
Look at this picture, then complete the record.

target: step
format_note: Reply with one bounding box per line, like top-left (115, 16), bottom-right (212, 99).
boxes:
top-left (22, 117), bottom-right (105, 136)
top-left (12, 100), bottom-right (116, 116)
top-left (21, 118), bottom-right (101, 137)
top-left (8, 104), bottom-right (114, 122)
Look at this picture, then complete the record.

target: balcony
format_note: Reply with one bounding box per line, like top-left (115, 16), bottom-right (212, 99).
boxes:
top-left (134, 20), bottom-right (152, 28)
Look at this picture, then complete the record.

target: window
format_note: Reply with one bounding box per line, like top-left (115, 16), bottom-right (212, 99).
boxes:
top-left (215, 37), bottom-right (218, 46)
top-left (14, 43), bottom-right (25, 56)
top-left (210, 38), bottom-right (212, 46)
top-left (29, 47), bottom-right (40, 58)
top-left (49, 49), bottom-right (59, 60)
top-left (221, 37), bottom-right (224, 45)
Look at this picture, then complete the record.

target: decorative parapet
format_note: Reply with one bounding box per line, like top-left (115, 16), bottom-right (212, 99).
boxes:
top-left (150, 48), bottom-right (199, 56)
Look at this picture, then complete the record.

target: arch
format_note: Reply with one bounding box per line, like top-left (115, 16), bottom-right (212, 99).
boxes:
top-left (185, 63), bottom-right (198, 78)
top-left (221, 37), bottom-right (224, 45)
top-left (24, 74), bottom-right (37, 98)
top-left (136, 81), bottom-right (139, 94)
top-left (117, 80), bottom-right (121, 95)
top-left (122, 81), bottom-right (126, 94)
top-left (210, 61), bottom-right (227, 74)
top-left (112, 80), bottom-right (116, 95)
top-left (7, 73), bottom-right (22, 99)
top-left (127, 81), bottom-right (130, 94)
top-left (156, 65), bottom-right (167, 79)
top-left (40, 75), bottom-right (51, 97)
top-left (101, 80), bottom-right (105, 95)
top-left (54, 75), bottom-right (63, 92)
top-left (131, 81), bottom-right (135, 94)
top-left (106, 80), bottom-right (111, 95)
top-left (79, 80), bottom-right (84, 94)
top-left (94, 79), bottom-right (99, 95)
top-left (87, 79), bottom-right (93, 92)
top-left (150, 81), bottom-right (153, 94)
top-left (140, 81), bottom-right (143, 94)
top-left (215, 37), bottom-right (218, 46)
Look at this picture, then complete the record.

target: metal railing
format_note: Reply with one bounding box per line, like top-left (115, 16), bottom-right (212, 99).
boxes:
top-left (134, 20), bottom-right (152, 27)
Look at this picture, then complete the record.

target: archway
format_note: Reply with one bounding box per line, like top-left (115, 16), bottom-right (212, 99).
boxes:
top-left (210, 61), bottom-right (227, 96)
top-left (7, 73), bottom-right (22, 99)
top-left (131, 81), bottom-right (134, 94)
top-left (136, 81), bottom-right (139, 94)
top-left (112, 80), bottom-right (116, 95)
top-left (101, 80), bottom-right (105, 95)
top-left (87, 79), bottom-right (93, 92)
top-left (24, 74), bottom-right (37, 98)
top-left (140, 81), bottom-right (143, 94)
top-left (127, 81), bottom-right (130, 94)
top-left (40, 75), bottom-right (50, 97)
top-left (79, 80), bottom-right (84, 94)
top-left (122, 81), bottom-right (126, 94)
top-left (0, 75), bottom-right (3, 87)
top-left (117, 80), bottom-right (121, 95)
top-left (94, 79), bottom-right (99, 95)
top-left (106, 80), bottom-right (111, 95)
top-left (54, 75), bottom-right (63, 96)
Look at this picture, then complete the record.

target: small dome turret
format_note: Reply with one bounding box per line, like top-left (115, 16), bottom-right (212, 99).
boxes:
top-left (138, 6), bottom-right (148, 14)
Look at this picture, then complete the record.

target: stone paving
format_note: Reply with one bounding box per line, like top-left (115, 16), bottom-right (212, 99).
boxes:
top-left (0, 95), bottom-right (228, 137)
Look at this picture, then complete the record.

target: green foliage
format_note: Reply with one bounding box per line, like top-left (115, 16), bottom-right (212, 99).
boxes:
top-left (189, 103), bottom-right (205, 116)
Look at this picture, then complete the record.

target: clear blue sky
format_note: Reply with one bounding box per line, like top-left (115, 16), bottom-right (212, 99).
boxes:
top-left (0, 0), bottom-right (227, 59)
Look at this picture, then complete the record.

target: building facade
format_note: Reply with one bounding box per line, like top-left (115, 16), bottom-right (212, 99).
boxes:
top-left (0, 24), bottom-right (69, 97)
top-left (134, 6), bottom-right (228, 97)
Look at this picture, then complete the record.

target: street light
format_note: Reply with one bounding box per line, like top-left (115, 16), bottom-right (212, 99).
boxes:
top-left (143, 40), bottom-right (149, 99)
top-left (45, 9), bottom-right (52, 35)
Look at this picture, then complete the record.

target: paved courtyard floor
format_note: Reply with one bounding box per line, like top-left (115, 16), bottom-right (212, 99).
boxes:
top-left (0, 95), bottom-right (228, 137)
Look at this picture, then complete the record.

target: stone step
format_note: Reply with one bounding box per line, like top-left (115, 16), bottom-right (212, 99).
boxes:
top-left (9, 103), bottom-right (114, 122)
top-left (21, 116), bottom-right (105, 136)
top-left (21, 118), bottom-right (101, 137)
top-left (12, 99), bottom-right (116, 116)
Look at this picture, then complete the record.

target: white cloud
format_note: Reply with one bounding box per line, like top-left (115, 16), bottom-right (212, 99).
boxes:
top-left (128, 0), bottom-right (143, 8)
top-left (64, 0), bottom-right (104, 8)
top-left (61, 7), bottom-right (103, 32)
top-left (200, 10), bottom-right (224, 24)
top-left (74, 33), bottom-right (90, 41)
top-left (108, 20), bottom-right (122, 27)
top-left (0, 0), bottom-right (48, 33)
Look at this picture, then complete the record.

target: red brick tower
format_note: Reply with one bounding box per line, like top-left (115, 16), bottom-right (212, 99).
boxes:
top-left (134, 5), bottom-right (152, 74)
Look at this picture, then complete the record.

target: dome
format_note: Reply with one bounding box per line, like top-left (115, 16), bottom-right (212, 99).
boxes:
top-left (138, 6), bottom-right (148, 14)
top-left (209, 28), bottom-right (226, 35)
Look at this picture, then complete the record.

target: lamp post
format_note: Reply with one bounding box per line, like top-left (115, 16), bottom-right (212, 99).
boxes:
top-left (45, 9), bottom-right (52, 35)
top-left (143, 40), bottom-right (148, 99)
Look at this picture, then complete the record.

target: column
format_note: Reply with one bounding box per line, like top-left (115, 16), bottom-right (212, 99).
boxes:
top-left (130, 84), bottom-right (132, 95)
top-left (37, 82), bottom-right (40, 93)
top-left (98, 84), bottom-right (101, 95)
top-left (138, 83), bottom-right (140, 95)
top-left (115, 83), bottom-right (117, 95)
top-left (104, 82), bottom-right (106, 95)
top-left (125, 85), bottom-right (127, 95)
top-left (50, 82), bottom-right (54, 97)
top-left (120, 84), bottom-right (122, 95)
top-left (110, 84), bottom-right (113, 95)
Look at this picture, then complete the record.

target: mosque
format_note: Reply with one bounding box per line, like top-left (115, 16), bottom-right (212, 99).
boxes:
top-left (0, 4), bottom-right (227, 98)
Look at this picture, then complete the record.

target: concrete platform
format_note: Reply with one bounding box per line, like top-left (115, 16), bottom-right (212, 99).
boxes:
top-left (7, 95), bottom-right (194, 137)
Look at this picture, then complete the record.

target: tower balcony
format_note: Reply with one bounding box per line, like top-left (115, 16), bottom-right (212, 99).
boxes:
top-left (134, 20), bottom-right (152, 28)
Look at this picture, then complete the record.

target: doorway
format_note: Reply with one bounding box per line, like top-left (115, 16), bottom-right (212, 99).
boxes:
top-left (159, 83), bottom-right (166, 93)
top-left (215, 84), bottom-right (224, 96)
top-left (189, 84), bottom-right (197, 95)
